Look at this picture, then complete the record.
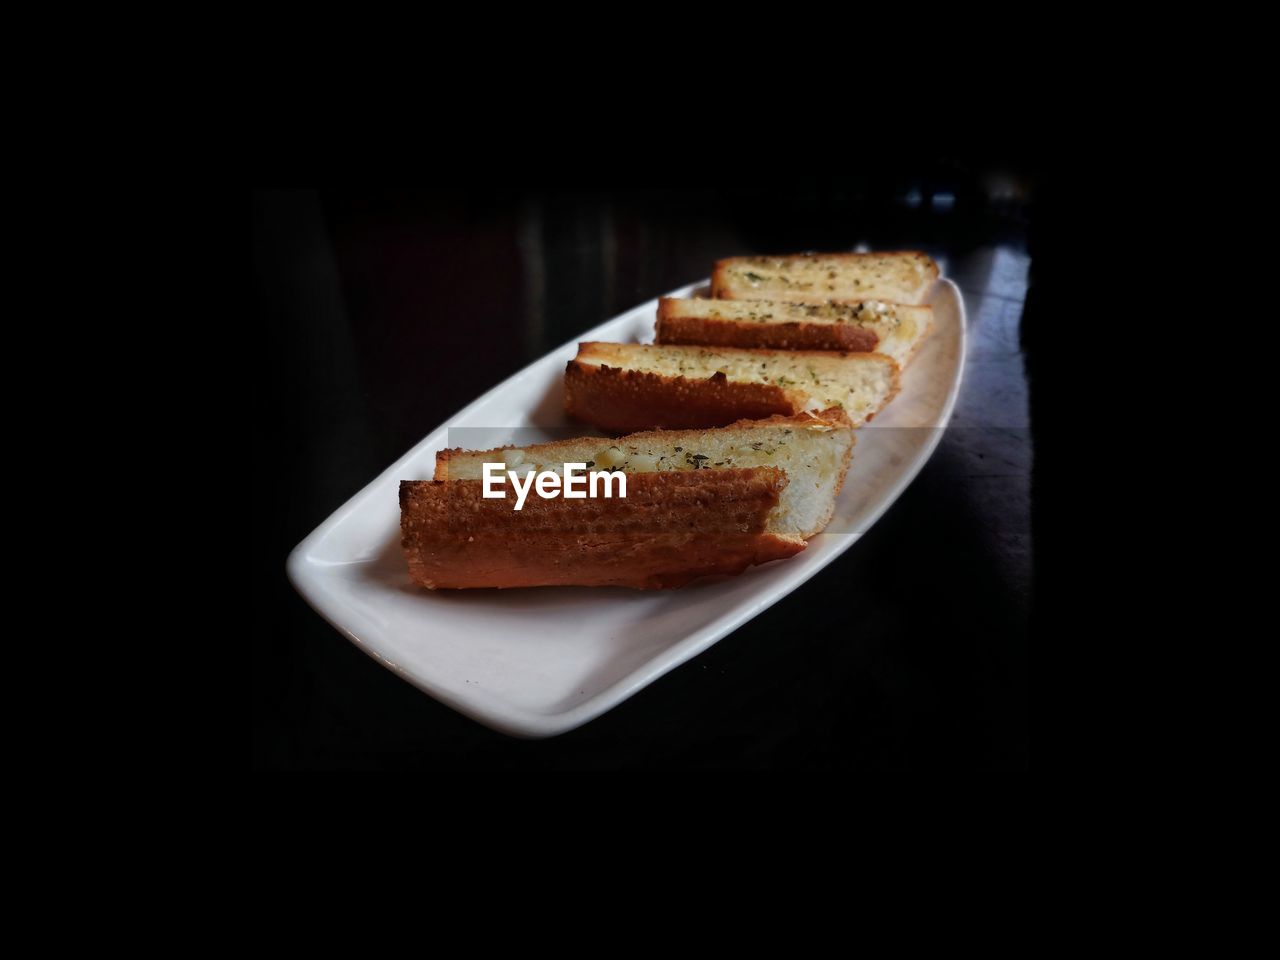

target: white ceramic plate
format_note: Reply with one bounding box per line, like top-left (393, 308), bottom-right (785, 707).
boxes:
top-left (287, 278), bottom-right (966, 737)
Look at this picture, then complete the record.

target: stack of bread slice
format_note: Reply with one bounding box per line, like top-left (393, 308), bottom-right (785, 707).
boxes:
top-left (402, 250), bottom-right (938, 589)
top-left (565, 251), bottom-right (935, 434)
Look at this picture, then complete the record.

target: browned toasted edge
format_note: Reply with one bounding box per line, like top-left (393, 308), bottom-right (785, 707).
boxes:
top-left (654, 296), bottom-right (679, 329)
top-left (656, 298), bottom-right (880, 353)
top-left (399, 468), bottom-right (806, 590)
top-left (709, 260), bottom-right (733, 299)
top-left (564, 358), bottom-right (802, 434)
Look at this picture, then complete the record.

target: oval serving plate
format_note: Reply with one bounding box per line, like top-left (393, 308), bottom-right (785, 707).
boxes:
top-left (287, 277), bottom-right (966, 737)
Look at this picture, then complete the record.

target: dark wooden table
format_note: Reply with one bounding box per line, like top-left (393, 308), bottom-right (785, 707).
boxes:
top-left (253, 185), bottom-right (1033, 769)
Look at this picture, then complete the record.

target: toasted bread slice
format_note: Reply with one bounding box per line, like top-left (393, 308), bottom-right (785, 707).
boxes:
top-left (436, 409), bottom-right (855, 541)
top-left (564, 342), bottom-right (898, 433)
top-left (656, 297), bottom-right (933, 366)
top-left (711, 251), bottom-right (938, 305)
top-left (400, 468), bottom-right (805, 590)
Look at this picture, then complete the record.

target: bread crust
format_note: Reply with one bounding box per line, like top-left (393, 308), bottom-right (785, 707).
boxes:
top-left (400, 468), bottom-right (805, 590)
top-left (564, 360), bottom-right (802, 433)
top-left (656, 297), bottom-right (880, 352)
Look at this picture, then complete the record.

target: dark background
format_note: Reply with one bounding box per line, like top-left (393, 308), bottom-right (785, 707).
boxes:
top-left (254, 175), bottom-right (1036, 769)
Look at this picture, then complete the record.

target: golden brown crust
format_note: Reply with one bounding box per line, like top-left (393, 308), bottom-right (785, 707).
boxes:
top-left (400, 469), bottom-right (806, 590)
top-left (564, 360), bottom-right (802, 433)
top-left (709, 260), bottom-right (733, 300)
top-left (656, 298), bottom-right (880, 353)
